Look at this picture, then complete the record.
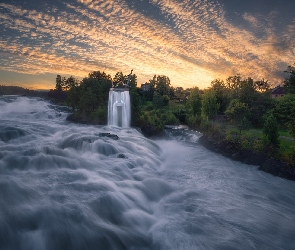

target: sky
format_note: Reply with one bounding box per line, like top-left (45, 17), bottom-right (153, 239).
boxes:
top-left (0, 0), bottom-right (295, 90)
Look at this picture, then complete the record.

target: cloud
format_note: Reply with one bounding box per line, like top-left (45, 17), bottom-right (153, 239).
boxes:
top-left (243, 13), bottom-right (260, 28)
top-left (0, 0), bottom-right (294, 89)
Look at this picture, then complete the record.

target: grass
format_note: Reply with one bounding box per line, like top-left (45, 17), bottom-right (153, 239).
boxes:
top-left (249, 128), bottom-right (292, 138)
top-left (225, 124), bottom-right (293, 139)
top-left (222, 123), bottom-right (295, 156)
top-left (280, 138), bottom-right (295, 154)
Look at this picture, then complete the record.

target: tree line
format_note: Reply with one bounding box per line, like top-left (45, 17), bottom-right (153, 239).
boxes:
top-left (2, 62), bottom-right (294, 169)
top-left (51, 62), bottom-right (295, 148)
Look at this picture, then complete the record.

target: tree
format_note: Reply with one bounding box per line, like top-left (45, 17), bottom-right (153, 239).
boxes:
top-left (79, 76), bottom-right (112, 105)
top-left (226, 75), bottom-right (241, 90)
top-left (239, 77), bottom-right (256, 105)
top-left (67, 86), bottom-right (80, 111)
top-left (67, 71), bottom-right (112, 118)
top-left (55, 75), bottom-right (62, 91)
top-left (210, 79), bottom-right (229, 113)
top-left (289, 121), bottom-right (295, 140)
top-left (201, 89), bottom-right (219, 120)
top-left (187, 87), bottom-right (202, 116)
top-left (113, 72), bottom-right (125, 87)
top-left (237, 117), bottom-right (252, 134)
top-left (283, 63), bottom-right (295, 94)
top-left (273, 94), bottom-right (295, 128)
top-left (249, 91), bottom-right (274, 127)
top-left (255, 79), bottom-right (271, 92)
top-left (263, 111), bottom-right (280, 148)
top-left (141, 82), bottom-right (154, 102)
top-left (78, 87), bottom-right (98, 114)
top-left (129, 87), bottom-right (141, 125)
top-left (128, 73), bottom-right (137, 89)
top-left (63, 76), bottom-right (79, 91)
top-left (225, 99), bottom-right (250, 124)
top-left (112, 71), bottom-right (137, 89)
top-left (154, 75), bottom-right (171, 96)
top-left (153, 92), bottom-right (164, 108)
top-left (88, 71), bottom-right (112, 81)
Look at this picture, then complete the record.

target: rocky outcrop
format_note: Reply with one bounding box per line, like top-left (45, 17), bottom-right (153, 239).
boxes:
top-left (259, 158), bottom-right (295, 181)
top-left (97, 133), bottom-right (119, 140)
top-left (198, 134), bottom-right (295, 181)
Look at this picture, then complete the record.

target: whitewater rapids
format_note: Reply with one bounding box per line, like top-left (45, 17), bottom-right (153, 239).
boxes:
top-left (0, 96), bottom-right (295, 250)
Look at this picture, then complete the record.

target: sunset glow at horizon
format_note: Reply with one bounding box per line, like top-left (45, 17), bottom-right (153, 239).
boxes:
top-left (1, 0), bottom-right (295, 90)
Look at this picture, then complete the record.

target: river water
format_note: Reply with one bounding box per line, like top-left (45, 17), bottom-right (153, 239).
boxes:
top-left (0, 96), bottom-right (295, 250)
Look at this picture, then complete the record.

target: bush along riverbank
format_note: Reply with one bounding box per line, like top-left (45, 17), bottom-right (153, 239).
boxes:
top-left (196, 122), bottom-right (295, 181)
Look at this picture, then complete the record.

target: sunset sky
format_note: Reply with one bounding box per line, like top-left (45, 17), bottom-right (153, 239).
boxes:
top-left (0, 0), bottom-right (295, 90)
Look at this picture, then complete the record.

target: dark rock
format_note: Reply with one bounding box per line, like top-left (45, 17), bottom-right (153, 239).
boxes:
top-left (140, 125), bottom-right (165, 138)
top-left (117, 153), bottom-right (127, 159)
top-left (199, 134), bottom-right (295, 181)
top-left (98, 133), bottom-right (110, 137)
top-left (97, 133), bottom-right (119, 140)
top-left (259, 158), bottom-right (295, 181)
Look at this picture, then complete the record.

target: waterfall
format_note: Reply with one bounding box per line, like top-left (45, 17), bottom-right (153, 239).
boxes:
top-left (108, 89), bottom-right (131, 127)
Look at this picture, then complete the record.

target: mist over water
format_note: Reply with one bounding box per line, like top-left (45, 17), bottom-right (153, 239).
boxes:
top-left (1, 96), bottom-right (295, 250)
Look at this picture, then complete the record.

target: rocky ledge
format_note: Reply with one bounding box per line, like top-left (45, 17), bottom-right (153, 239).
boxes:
top-left (198, 135), bottom-right (295, 181)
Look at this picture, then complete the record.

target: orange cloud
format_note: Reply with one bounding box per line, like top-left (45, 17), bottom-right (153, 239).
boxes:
top-left (0, 0), bottom-right (294, 89)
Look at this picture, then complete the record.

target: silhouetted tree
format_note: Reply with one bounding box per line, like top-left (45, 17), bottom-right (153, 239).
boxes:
top-left (255, 79), bottom-right (271, 92)
top-left (88, 71), bottom-right (112, 81)
top-left (63, 76), bottom-right (79, 91)
top-left (55, 75), bottom-right (62, 91)
top-left (283, 63), bottom-right (295, 94)
top-left (226, 75), bottom-right (241, 90)
top-left (113, 72), bottom-right (125, 87)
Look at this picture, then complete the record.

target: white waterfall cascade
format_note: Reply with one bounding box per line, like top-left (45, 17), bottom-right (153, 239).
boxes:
top-left (108, 89), bottom-right (131, 127)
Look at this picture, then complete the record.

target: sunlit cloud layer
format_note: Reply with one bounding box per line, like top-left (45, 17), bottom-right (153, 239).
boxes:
top-left (0, 0), bottom-right (294, 89)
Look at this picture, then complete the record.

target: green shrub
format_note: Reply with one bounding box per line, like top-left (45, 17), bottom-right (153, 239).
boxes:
top-left (138, 111), bottom-right (164, 136)
top-left (200, 119), bottom-right (212, 132)
top-left (161, 111), bottom-right (179, 125)
top-left (281, 146), bottom-right (295, 166)
top-left (238, 134), bottom-right (258, 150)
top-left (226, 130), bottom-right (240, 143)
top-left (252, 138), bottom-right (265, 153)
top-left (145, 101), bottom-right (154, 111)
top-left (185, 114), bottom-right (200, 127)
top-left (263, 111), bottom-right (280, 149)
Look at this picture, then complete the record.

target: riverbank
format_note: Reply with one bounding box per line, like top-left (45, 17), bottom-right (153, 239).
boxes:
top-left (198, 133), bottom-right (295, 181)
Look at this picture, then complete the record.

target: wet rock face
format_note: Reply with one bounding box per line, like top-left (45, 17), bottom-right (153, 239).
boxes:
top-left (97, 133), bottom-right (119, 140)
top-left (199, 135), bottom-right (295, 181)
top-left (259, 158), bottom-right (295, 181)
top-left (117, 153), bottom-right (127, 159)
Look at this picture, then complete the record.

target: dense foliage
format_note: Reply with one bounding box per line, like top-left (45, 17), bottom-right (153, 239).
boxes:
top-left (41, 62), bottom-right (295, 165)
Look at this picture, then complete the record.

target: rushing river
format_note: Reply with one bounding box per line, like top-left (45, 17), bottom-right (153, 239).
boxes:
top-left (0, 96), bottom-right (295, 250)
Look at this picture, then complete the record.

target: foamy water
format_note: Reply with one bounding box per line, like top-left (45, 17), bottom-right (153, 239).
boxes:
top-left (1, 96), bottom-right (295, 250)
